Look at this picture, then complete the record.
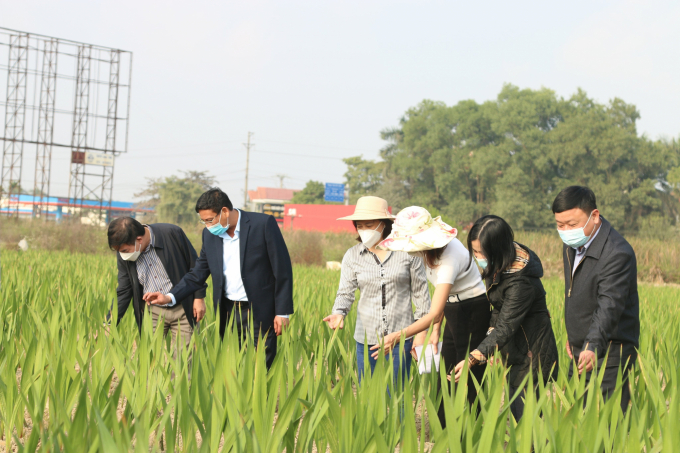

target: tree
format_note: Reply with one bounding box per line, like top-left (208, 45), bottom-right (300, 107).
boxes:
top-left (135, 171), bottom-right (216, 224)
top-left (342, 157), bottom-right (385, 203)
top-left (291, 180), bottom-right (341, 204)
top-left (343, 85), bottom-right (679, 231)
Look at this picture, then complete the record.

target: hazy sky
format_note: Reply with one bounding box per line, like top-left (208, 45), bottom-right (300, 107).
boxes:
top-left (3, 0), bottom-right (679, 206)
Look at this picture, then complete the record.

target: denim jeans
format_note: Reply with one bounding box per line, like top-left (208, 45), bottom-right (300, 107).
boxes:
top-left (356, 338), bottom-right (413, 386)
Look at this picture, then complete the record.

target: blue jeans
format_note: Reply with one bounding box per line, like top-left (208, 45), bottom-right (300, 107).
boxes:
top-left (356, 339), bottom-right (413, 386)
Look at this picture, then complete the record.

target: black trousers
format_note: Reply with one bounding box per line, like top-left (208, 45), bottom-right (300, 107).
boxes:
top-left (508, 384), bottom-right (541, 421)
top-left (568, 344), bottom-right (636, 413)
top-left (437, 293), bottom-right (491, 427)
top-left (219, 301), bottom-right (278, 369)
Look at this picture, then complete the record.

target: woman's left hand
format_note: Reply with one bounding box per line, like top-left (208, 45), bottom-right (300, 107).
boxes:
top-left (370, 332), bottom-right (401, 359)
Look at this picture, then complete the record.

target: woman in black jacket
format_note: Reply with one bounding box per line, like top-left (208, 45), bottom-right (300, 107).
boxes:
top-left (451, 215), bottom-right (558, 420)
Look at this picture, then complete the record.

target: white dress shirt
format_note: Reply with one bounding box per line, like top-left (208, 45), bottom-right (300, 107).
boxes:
top-left (572, 222), bottom-right (602, 275)
top-left (221, 209), bottom-right (248, 301)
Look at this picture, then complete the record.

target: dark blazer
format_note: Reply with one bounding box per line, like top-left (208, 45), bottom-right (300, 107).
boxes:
top-left (115, 223), bottom-right (206, 332)
top-left (169, 210), bottom-right (294, 333)
top-left (477, 244), bottom-right (559, 387)
top-left (563, 217), bottom-right (640, 358)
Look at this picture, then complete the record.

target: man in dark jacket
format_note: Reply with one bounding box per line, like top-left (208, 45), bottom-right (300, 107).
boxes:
top-left (143, 188), bottom-right (294, 369)
top-left (553, 186), bottom-right (640, 411)
top-left (108, 218), bottom-right (206, 352)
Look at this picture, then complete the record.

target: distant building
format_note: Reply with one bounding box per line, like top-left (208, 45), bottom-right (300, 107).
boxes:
top-left (283, 204), bottom-right (393, 233)
top-left (0, 194), bottom-right (153, 226)
top-left (247, 187), bottom-right (300, 225)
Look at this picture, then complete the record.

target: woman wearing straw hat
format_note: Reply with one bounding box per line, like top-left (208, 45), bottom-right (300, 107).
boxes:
top-left (322, 196), bottom-right (431, 385)
top-left (372, 206), bottom-right (490, 425)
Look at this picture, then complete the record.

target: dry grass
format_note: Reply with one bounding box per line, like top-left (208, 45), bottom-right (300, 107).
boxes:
top-left (0, 218), bottom-right (107, 254)
top-left (2, 217), bottom-right (678, 283)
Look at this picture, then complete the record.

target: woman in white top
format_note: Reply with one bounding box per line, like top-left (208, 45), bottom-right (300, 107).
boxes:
top-left (372, 206), bottom-right (490, 426)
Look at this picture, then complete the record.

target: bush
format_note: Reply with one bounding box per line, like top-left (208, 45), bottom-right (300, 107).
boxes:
top-left (282, 229), bottom-right (357, 266)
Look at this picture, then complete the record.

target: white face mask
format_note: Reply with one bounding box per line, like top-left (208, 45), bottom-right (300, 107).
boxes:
top-left (120, 240), bottom-right (142, 261)
top-left (358, 222), bottom-right (383, 248)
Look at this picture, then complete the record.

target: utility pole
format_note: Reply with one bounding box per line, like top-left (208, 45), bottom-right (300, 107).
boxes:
top-left (243, 131), bottom-right (253, 209)
top-left (275, 174), bottom-right (287, 188)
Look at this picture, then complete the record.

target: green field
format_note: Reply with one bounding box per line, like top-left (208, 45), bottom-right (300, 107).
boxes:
top-left (0, 250), bottom-right (678, 452)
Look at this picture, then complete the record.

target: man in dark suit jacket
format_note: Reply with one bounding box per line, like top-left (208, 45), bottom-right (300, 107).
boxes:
top-left (144, 188), bottom-right (294, 369)
top-left (108, 218), bottom-right (207, 350)
top-left (552, 186), bottom-right (640, 411)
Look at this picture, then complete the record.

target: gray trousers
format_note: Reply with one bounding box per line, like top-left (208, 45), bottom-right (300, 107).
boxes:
top-left (149, 305), bottom-right (194, 374)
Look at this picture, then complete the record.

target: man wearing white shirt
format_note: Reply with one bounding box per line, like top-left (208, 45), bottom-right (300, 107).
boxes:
top-left (145, 188), bottom-right (293, 369)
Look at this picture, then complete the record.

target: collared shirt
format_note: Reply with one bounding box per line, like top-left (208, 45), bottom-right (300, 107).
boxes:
top-left (219, 209), bottom-right (248, 301)
top-left (137, 225), bottom-right (176, 307)
top-left (332, 243), bottom-right (431, 345)
top-left (572, 223), bottom-right (602, 275)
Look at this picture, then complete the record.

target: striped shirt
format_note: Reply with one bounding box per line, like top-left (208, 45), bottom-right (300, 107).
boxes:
top-left (137, 226), bottom-right (176, 307)
top-left (332, 243), bottom-right (431, 345)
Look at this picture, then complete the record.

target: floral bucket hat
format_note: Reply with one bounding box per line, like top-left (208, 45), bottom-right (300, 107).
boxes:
top-left (377, 206), bottom-right (457, 252)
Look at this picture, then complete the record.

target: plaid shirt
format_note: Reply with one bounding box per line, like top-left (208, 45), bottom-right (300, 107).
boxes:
top-left (504, 242), bottom-right (530, 274)
top-left (137, 226), bottom-right (176, 307)
top-left (332, 243), bottom-right (431, 344)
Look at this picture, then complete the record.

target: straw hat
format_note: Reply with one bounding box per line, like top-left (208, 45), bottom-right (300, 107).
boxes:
top-left (337, 196), bottom-right (395, 221)
top-left (377, 206), bottom-right (457, 252)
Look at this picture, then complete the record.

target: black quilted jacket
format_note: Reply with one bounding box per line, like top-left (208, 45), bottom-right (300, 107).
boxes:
top-left (476, 243), bottom-right (559, 387)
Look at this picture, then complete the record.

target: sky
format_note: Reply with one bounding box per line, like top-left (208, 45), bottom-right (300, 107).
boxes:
top-left (2, 0), bottom-right (679, 207)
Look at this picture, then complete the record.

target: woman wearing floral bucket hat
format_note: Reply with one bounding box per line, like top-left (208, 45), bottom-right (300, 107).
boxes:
top-left (322, 196), bottom-right (431, 386)
top-left (372, 206), bottom-right (490, 426)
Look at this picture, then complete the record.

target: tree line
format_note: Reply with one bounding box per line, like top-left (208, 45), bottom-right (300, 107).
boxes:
top-left (138, 84), bottom-right (680, 232)
top-left (342, 84), bottom-right (679, 231)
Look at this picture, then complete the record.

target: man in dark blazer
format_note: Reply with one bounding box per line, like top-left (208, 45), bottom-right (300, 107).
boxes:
top-left (144, 188), bottom-right (294, 369)
top-left (552, 186), bottom-right (639, 411)
top-left (108, 217), bottom-right (206, 350)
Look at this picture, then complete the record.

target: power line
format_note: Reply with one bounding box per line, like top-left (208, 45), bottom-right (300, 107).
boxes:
top-left (127, 140), bottom-right (242, 152)
top-left (253, 149), bottom-right (344, 160)
top-left (256, 139), bottom-right (374, 153)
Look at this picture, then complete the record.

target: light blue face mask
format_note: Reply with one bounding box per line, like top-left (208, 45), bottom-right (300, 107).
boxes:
top-left (476, 257), bottom-right (488, 270)
top-left (207, 210), bottom-right (230, 236)
top-left (558, 211), bottom-right (594, 248)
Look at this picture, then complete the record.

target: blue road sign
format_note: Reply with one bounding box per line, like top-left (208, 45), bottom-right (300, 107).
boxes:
top-left (324, 183), bottom-right (345, 202)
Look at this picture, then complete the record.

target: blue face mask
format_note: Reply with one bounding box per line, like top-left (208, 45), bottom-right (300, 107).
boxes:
top-left (476, 257), bottom-right (488, 270)
top-left (207, 210), bottom-right (230, 236)
top-left (558, 211), bottom-right (594, 248)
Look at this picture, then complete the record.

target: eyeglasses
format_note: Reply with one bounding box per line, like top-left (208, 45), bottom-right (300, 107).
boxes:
top-left (198, 215), bottom-right (218, 226)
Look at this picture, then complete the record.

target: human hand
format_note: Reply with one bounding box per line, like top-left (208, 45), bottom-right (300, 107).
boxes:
top-left (193, 298), bottom-right (206, 322)
top-left (274, 316), bottom-right (290, 336)
top-left (566, 341), bottom-right (573, 360)
top-left (453, 359), bottom-right (467, 383)
top-left (428, 325), bottom-right (440, 354)
top-left (143, 292), bottom-right (171, 306)
top-left (370, 331), bottom-right (401, 359)
top-left (322, 314), bottom-right (345, 330)
top-left (577, 349), bottom-right (597, 374)
top-left (412, 331), bottom-right (426, 360)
